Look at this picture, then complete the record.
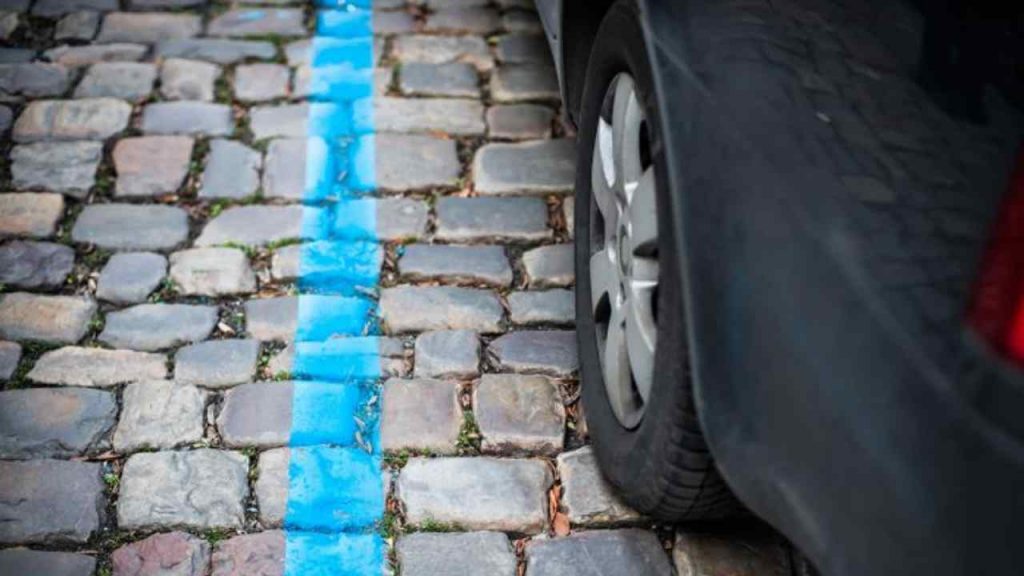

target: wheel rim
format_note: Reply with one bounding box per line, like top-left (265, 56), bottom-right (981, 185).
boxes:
top-left (589, 72), bottom-right (659, 430)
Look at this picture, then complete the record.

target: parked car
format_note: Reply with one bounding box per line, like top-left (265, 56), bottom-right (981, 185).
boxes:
top-left (535, 1), bottom-right (1024, 574)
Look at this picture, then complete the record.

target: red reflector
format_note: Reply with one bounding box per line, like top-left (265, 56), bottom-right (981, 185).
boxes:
top-left (967, 149), bottom-right (1024, 365)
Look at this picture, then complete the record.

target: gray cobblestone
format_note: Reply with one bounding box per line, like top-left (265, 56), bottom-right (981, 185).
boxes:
top-left (526, 530), bottom-right (672, 576)
top-left (113, 135), bottom-right (194, 197)
top-left (0, 293), bottom-right (95, 344)
top-left (424, 8), bottom-right (500, 34)
top-left (14, 98), bottom-right (131, 142)
top-left (0, 105), bottom-right (10, 131)
top-left (509, 289), bottom-right (574, 326)
top-left (435, 197), bottom-right (551, 243)
top-left (97, 252), bottom-right (167, 304)
top-left (476, 374), bottom-right (565, 455)
top-left (28, 346), bottom-right (168, 387)
top-left (397, 532), bottom-right (517, 576)
top-left (234, 63), bottom-right (289, 102)
top-left (114, 380), bottom-right (206, 452)
top-left (156, 39), bottom-right (277, 64)
top-left (400, 62), bottom-right (479, 98)
top-left (0, 241), bottom-right (74, 289)
top-left (0, 49), bottom-right (33, 63)
top-left (118, 449), bottom-right (249, 530)
top-left (249, 103), bottom-right (307, 139)
top-left (208, 8), bottom-right (305, 38)
top-left (245, 296), bottom-right (296, 342)
top-left (44, 43), bottom-right (148, 68)
top-left (488, 330), bottom-right (578, 376)
top-left (374, 197), bottom-right (429, 241)
top-left (398, 457), bottom-right (551, 533)
top-left (400, 244), bottom-right (512, 286)
top-left (169, 247), bottom-right (256, 296)
top-left (0, 12), bottom-right (16, 41)
top-left (496, 34), bottom-right (549, 64)
top-left (72, 204), bottom-right (189, 250)
top-left (55, 11), bottom-right (100, 41)
top-left (217, 381), bottom-right (291, 448)
top-left (160, 57), bottom-right (221, 101)
top-left (486, 104), bottom-right (553, 140)
top-left (199, 139), bottom-right (261, 200)
top-left (0, 459), bottom-right (104, 544)
top-left (376, 97), bottom-right (485, 136)
top-left (100, 303), bottom-right (218, 351)
top-left (557, 446), bottom-right (641, 526)
top-left (0, 388), bottom-right (116, 459)
top-left (261, 138), bottom-right (306, 199)
top-left (381, 286), bottom-right (503, 334)
top-left (197, 205), bottom-right (316, 247)
top-left (97, 12), bottom-right (201, 44)
top-left (0, 549), bottom-right (95, 576)
top-left (382, 378), bottom-right (462, 454)
top-left (491, 64), bottom-right (559, 102)
top-left (254, 447), bottom-right (287, 526)
top-left (0, 193), bottom-right (64, 239)
top-left (111, 531), bottom-right (211, 576)
top-left (374, 11), bottom-right (416, 35)
top-left (33, 0), bottom-right (116, 17)
top-left (523, 243), bottom-right (574, 287)
top-left (502, 10), bottom-right (543, 34)
top-left (414, 329), bottom-right (480, 379)
top-left (175, 339), bottom-right (259, 388)
top-left (474, 139), bottom-right (574, 195)
top-left (0, 341), bottom-right (19, 381)
top-left (142, 101), bottom-right (234, 136)
top-left (673, 528), bottom-right (790, 576)
top-left (211, 531), bottom-right (285, 576)
top-left (376, 133), bottom-right (461, 192)
top-left (11, 141), bottom-right (103, 196)
top-left (392, 34), bottom-right (494, 72)
top-left (0, 63), bottom-right (71, 98)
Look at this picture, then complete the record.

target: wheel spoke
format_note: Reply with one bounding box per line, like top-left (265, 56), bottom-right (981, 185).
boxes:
top-left (611, 76), bottom-right (643, 195)
top-left (589, 247), bottom-right (618, 317)
top-left (625, 281), bottom-right (657, 403)
top-left (602, 300), bottom-right (633, 422)
top-left (590, 132), bottom-right (618, 231)
top-left (628, 167), bottom-right (659, 281)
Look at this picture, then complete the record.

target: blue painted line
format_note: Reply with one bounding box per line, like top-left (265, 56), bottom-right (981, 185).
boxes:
top-left (284, 2), bottom-right (384, 573)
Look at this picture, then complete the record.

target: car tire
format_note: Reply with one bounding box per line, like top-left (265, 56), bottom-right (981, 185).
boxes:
top-left (574, 0), bottom-right (741, 521)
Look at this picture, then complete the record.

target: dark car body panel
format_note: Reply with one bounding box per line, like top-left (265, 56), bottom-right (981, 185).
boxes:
top-left (539, 0), bottom-right (1024, 574)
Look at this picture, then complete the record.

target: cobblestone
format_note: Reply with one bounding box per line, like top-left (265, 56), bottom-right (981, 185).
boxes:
top-left (111, 531), bottom-right (211, 576)
top-left (208, 9), bottom-right (306, 38)
top-left (0, 62), bottom-right (71, 98)
top-left (99, 303), bottom-right (218, 351)
top-left (474, 139), bottom-right (575, 195)
top-left (261, 138), bottom-right (307, 199)
top-left (0, 193), bottom-right (64, 238)
top-left (509, 289), bottom-right (574, 326)
top-left (97, 12), bottom-right (201, 44)
top-left (118, 449), bottom-right (248, 530)
top-left (414, 329), bottom-right (480, 379)
top-left (0, 293), bottom-right (96, 344)
top-left (234, 63), bottom-right (289, 102)
top-left (210, 531), bottom-right (285, 576)
top-left (392, 34), bottom-right (493, 72)
top-left (397, 532), bottom-right (517, 576)
top-left (376, 97), bottom-right (485, 136)
top-left (424, 8), bottom-right (501, 34)
top-left (55, 11), bottom-right (100, 42)
top-left (245, 297), bottom-right (297, 341)
top-left (142, 101), bottom-right (234, 136)
top-left (253, 448), bottom-right (288, 526)
top-left (169, 247), bottom-right (256, 296)
top-left (217, 381), bottom-right (292, 448)
top-left (199, 139), bottom-right (262, 199)
top-left (160, 57), bottom-right (221, 101)
top-left (73, 61), bottom-right (156, 102)
top-left (0, 388), bottom-right (117, 459)
top-left (249, 103), bottom-right (307, 139)
top-left (97, 252), bottom-right (167, 304)
top-left (435, 196), bottom-right (551, 243)
top-left (113, 135), bottom-right (194, 197)
top-left (491, 64), bottom-right (559, 102)
top-left (673, 529), bottom-right (791, 576)
top-left (114, 380), bottom-right (206, 452)
top-left (475, 374), bottom-right (565, 455)
top-left (399, 62), bottom-right (479, 98)
top-left (197, 205), bottom-right (314, 247)
top-left (28, 346), bottom-right (168, 387)
top-left (0, 549), bottom-right (95, 576)
top-left (496, 34), bottom-right (550, 64)
top-left (14, 98), bottom-right (131, 142)
top-left (381, 378), bottom-right (462, 454)
top-left (175, 339), bottom-right (259, 388)
top-left (558, 446), bottom-right (641, 526)
top-left (44, 43), bottom-right (148, 68)
top-left (502, 10), bottom-right (543, 34)
top-left (11, 141), bottom-right (103, 196)
top-left (72, 204), bottom-right (189, 250)
top-left (526, 530), bottom-right (673, 576)
top-left (372, 197), bottom-right (429, 241)
top-left (156, 38), bottom-right (277, 64)
top-left (376, 133), bottom-right (461, 192)
top-left (487, 104), bottom-right (553, 140)
top-left (0, 341), bottom-right (19, 381)
top-left (0, 241), bottom-right (74, 289)
top-left (488, 330), bottom-right (578, 376)
top-left (380, 286), bottom-right (503, 334)
top-left (372, 11), bottom-right (416, 35)
top-left (399, 244), bottom-right (512, 286)
top-left (0, 459), bottom-right (104, 544)
top-left (34, 0), bottom-right (116, 17)
top-left (398, 457), bottom-right (551, 533)
top-left (523, 243), bottom-right (574, 287)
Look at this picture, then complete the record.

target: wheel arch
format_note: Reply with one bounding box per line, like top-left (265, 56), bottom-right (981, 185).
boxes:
top-left (559, 0), bottom-right (616, 125)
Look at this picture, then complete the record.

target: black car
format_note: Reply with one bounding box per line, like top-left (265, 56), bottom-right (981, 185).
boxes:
top-left (534, 0), bottom-right (1024, 574)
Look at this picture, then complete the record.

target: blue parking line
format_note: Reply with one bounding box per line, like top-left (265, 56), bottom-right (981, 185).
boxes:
top-left (285, 2), bottom-right (384, 573)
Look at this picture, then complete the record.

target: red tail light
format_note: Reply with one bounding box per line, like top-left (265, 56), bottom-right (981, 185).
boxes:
top-left (967, 150), bottom-right (1024, 365)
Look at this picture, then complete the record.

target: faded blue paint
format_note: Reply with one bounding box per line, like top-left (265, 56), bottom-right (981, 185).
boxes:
top-left (285, 532), bottom-right (384, 576)
top-left (291, 338), bottom-right (382, 382)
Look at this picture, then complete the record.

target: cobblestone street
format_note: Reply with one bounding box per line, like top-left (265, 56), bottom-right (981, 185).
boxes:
top-left (0, 1), bottom-right (790, 574)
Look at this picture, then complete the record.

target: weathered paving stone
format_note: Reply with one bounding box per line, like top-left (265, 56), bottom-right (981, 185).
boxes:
top-left (424, 7), bottom-right (500, 34)
top-left (502, 10), bottom-right (543, 33)
top-left (376, 97), bottom-right (485, 136)
top-left (475, 374), bottom-right (565, 455)
top-left (118, 449), bottom-right (249, 530)
top-left (523, 243), bottom-right (574, 287)
top-left (97, 252), bottom-right (167, 304)
top-left (474, 139), bottom-right (574, 195)
top-left (11, 141), bottom-right (103, 196)
top-left (426, 0), bottom-right (491, 7)
top-left (253, 448), bottom-right (288, 526)
top-left (130, 0), bottom-right (207, 8)
top-left (261, 138), bottom-right (306, 199)
top-left (44, 43), bottom-right (149, 68)
top-left (244, 297), bottom-right (296, 341)
top-left (526, 530), bottom-right (673, 576)
top-left (0, 241), bottom-right (74, 289)
top-left (160, 57), bottom-right (220, 101)
top-left (234, 63), bottom-right (289, 102)
top-left (216, 381), bottom-right (291, 447)
top-left (488, 330), bottom-right (578, 376)
top-left (0, 341), bottom-right (19, 380)
top-left (0, 293), bottom-right (95, 344)
top-left (142, 101), bottom-right (234, 136)
top-left (398, 457), bottom-right (551, 533)
top-left (0, 193), bottom-right (64, 238)
top-left (374, 197), bottom-right (429, 241)
top-left (29, 346), bottom-right (168, 387)
top-left (399, 62), bottom-right (479, 98)
top-left (381, 286), bottom-right (503, 334)
top-left (414, 329), bottom-right (480, 379)
top-left (392, 34), bottom-right (494, 72)
top-left (13, 98), bottom-right (131, 142)
top-left (0, 63), bottom-right (71, 98)
top-left (72, 204), bottom-right (189, 250)
top-left (381, 378), bottom-right (462, 454)
top-left (0, 549), bottom-right (96, 576)
top-left (557, 446), bottom-right (641, 526)
top-left (509, 289), bottom-right (574, 326)
top-left (175, 339), bottom-right (259, 388)
top-left (210, 531), bottom-right (285, 576)
top-left (435, 197), bottom-right (551, 243)
top-left (0, 459), bottom-right (103, 544)
top-left (496, 34), bottom-right (549, 64)
top-left (197, 205), bottom-right (317, 247)
top-left (33, 0), bottom-right (117, 17)
top-left (114, 380), bottom-right (206, 452)
top-left (373, 10), bottom-right (415, 34)
top-left (56, 11), bottom-right (100, 41)
top-left (114, 136), bottom-right (194, 197)
top-left (400, 244), bottom-right (512, 287)
top-left (209, 8), bottom-right (305, 37)
top-left (397, 532), bottom-right (517, 576)
top-left (673, 528), bottom-right (790, 576)
top-left (112, 531), bottom-right (211, 576)
top-left (249, 103), bottom-right (306, 139)
top-left (491, 64), bottom-right (559, 102)
top-left (376, 133), bottom-right (460, 192)
top-left (199, 139), bottom-right (261, 199)
top-left (97, 12), bottom-right (201, 43)
top-left (0, 104), bottom-right (11, 131)
top-left (169, 247), bottom-right (256, 296)
top-left (157, 39), bottom-right (277, 64)
top-left (487, 104), bottom-right (553, 140)
top-left (270, 337), bottom-right (408, 380)
top-left (100, 304), bottom-right (218, 351)
top-left (0, 388), bottom-right (117, 459)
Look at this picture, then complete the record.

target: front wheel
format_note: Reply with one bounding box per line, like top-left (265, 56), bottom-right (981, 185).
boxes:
top-left (574, 0), bottom-right (740, 520)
